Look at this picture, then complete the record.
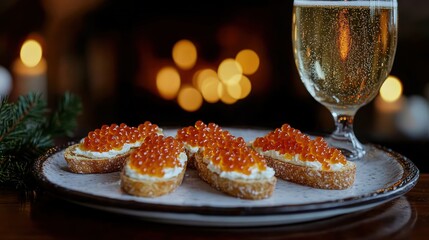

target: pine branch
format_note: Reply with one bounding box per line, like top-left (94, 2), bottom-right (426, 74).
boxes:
top-left (0, 92), bottom-right (82, 190)
top-left (0, 93), bottom-right (46, 152)
top-left (44, 91), bottom-right (83, 138)
top-left (0, 155), bottom-right (31, 189)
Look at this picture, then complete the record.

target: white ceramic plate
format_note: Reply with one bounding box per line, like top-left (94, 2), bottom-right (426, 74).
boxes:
top-left (33, 128), bottom-right (419, 227)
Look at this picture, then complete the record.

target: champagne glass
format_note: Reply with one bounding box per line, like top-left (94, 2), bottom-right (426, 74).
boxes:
top-left (292, 0), bottom-right (398, 160)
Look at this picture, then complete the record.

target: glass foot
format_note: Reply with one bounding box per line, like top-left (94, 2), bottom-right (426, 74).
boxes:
top-left (324, 113), bottom-right (367, 161)
top-left (336, 146), bottom-right (366, 161)
top-left (326, 134), bottom-right (366, 161)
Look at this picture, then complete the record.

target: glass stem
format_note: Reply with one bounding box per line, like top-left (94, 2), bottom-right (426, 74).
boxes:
top-left (328, 112), bottom-right (366, 160)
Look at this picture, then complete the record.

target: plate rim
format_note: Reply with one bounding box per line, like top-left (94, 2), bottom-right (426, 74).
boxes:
top-left (33, 134), bottom-right (420, 217)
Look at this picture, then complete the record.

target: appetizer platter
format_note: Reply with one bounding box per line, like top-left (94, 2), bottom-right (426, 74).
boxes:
top-left (34, 121), bottom-right (419, 227)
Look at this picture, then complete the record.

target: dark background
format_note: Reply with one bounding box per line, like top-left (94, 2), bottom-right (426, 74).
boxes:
top-left (1, 0), bottom-right (429, 171)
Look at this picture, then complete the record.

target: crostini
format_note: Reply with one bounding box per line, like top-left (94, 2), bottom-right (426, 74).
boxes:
top-left (250, 124), bottom-right (356, 190)
top-left (120, 134), bottom-right (187, 197)
top-left (64, 121), bottom-right (163, 174)
top-left (177, 120), bottom-right (276, 200)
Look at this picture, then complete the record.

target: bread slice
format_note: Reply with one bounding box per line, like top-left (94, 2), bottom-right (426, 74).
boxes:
top-left (63, 122), bottom-right (163, 174)
top-left (120, 135), bottom-right (187, 198)
top-left (176, 120), bottom-right (276, 200)
top-left (64, 144), bottom-right (129, 174)
top-left (175, 126), bottom-right (201, 169)
top-left (251, 123), bottom-right (356, 190)
top-left (120, 163), bottom-right (187, 198)
top-left (261, 155), bottom-right (355, 190)
top-left (183, 148), bottom-right (197, 169)
top-left (194, 151), bottom-right (276, 200)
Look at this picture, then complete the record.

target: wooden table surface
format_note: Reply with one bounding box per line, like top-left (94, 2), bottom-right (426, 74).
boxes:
top-left (0, 174), bottom-right (428, 239)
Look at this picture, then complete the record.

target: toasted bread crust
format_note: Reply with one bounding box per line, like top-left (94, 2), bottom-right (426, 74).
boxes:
top-left (194, 151), bottom-right (276, 200)
top-left (263, 156), bottom-right (356, 190)
top-left (64, 144), bottom-right (129, 174)
top-left (184, 149), bottom-right (196, 169)
top-left (120, 163), bottom-right (187, 197)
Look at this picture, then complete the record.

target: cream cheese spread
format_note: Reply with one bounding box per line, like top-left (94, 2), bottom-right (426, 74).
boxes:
top-left (183, 144), bottom-right (199, 155)
top-left (75, 141), bottom-right (141, 159)
top-left (74, 129), bottom-right (163, 159)
top-left (253, 147), bottom-right (344, 171)
top-left (124, 152), bottom-right (187, 180)
top-left (203, 157), bottom-right (275, 180)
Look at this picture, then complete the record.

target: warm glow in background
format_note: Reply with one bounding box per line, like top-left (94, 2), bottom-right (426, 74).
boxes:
top-left (153, 39), bottom-right (261, 112)
top-left (20, 40), bottom-right (43, 68)
top-left (380, 75), bottom-right (403, 103)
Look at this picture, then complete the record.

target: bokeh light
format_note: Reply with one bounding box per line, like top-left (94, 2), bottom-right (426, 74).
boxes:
top-left (177, 85), bottom-right (203, 112)
top-left (225, 82), bottom-right (241, 99)
top-left (218, 83), bottom-right (237, 104)
top-left (217, 58), bottom-right (243, 84)
top-left (238, 76), bottom-right (252, 99)
top-left (193, 68), bottom-right (217, 91)
top-left (380, 75), bottom-right (403, 102)
top-left (20, 39), bottom-right (43, 67)
top-left (156, 67), bottom-right (181, 100)
top-left (235, 49), bottom-right (260, 75)
top-left (200, 76), bottom-right (220, 103)
top-left (172, 39), bottom-right (197, 70)
top-left (0, 66), bottom-right (12, 96)
top-left (157, 42), bottom-right (258, 110)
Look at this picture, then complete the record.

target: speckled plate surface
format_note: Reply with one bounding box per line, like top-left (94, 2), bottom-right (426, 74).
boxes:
top-left (33, 128), bottom-right (419, 227)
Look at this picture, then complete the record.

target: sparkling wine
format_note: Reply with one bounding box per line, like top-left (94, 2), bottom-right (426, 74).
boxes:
top-left (292, 1), bottom-right (398, 113)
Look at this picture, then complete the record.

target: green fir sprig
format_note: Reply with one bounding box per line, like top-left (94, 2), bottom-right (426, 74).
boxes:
top-left (0, 92), bottom-right (82, 189)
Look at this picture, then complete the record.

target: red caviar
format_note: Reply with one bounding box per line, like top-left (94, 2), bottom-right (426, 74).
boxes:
top-left (80, 121), bottom-right (160, 152)
top-left (129, 135), bottom-right (185, 177)
top-left (177, 120), bottom-right (267, 175)
top-left (252, 124), bottom-right (347, 170)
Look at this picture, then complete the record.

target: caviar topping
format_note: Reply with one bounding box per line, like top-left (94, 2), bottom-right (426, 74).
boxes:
top-left (177, 120), bottom-right (267, 175)
top-left (252, 124), bottom-right (347, 170)
top-left (80, 121), bottom-right (161, 152)
top-left (129, 135), bottom-right (185, 177)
